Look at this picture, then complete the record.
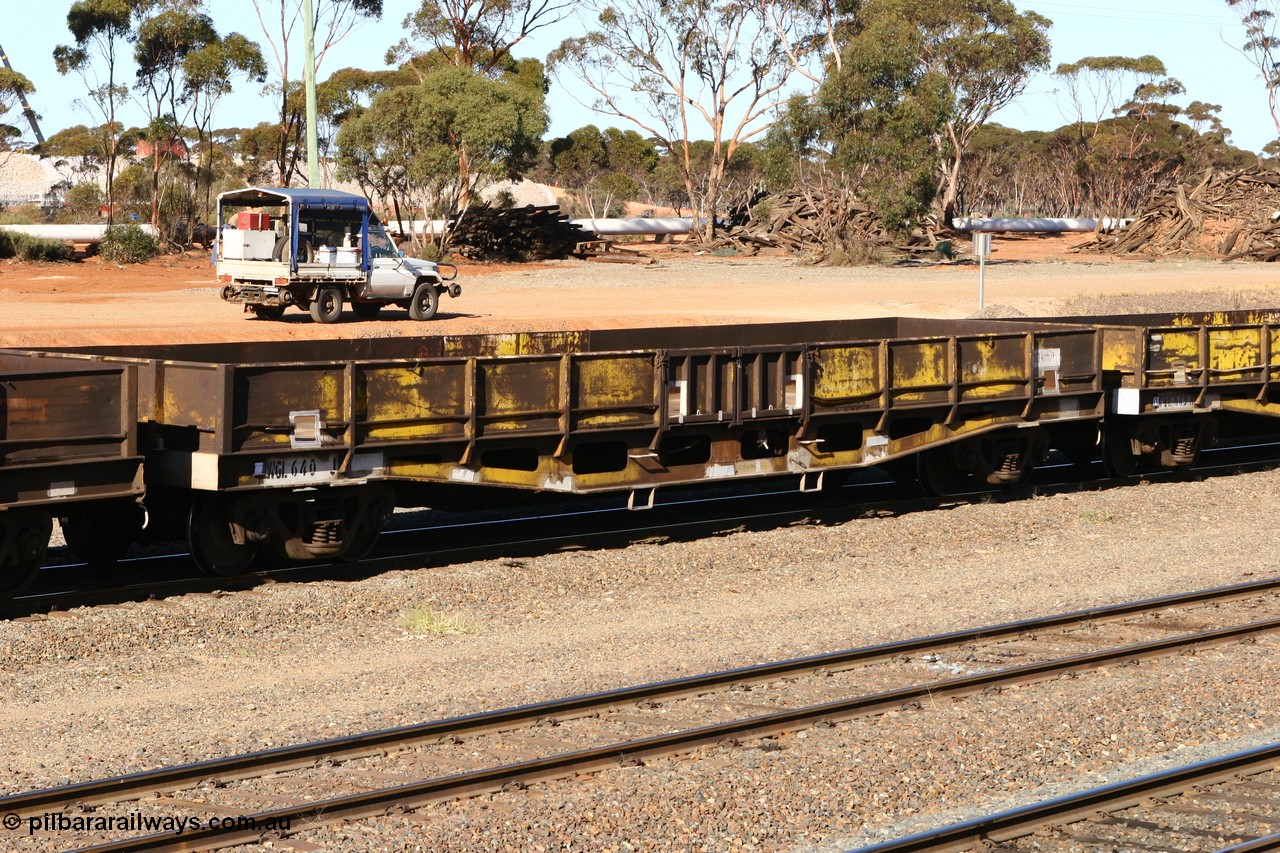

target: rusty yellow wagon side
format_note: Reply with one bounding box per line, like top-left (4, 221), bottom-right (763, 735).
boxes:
top-left (8, 318), bottom-right (1101, 576)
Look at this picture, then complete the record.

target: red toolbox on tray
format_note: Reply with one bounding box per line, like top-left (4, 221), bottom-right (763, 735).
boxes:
top-left (235, 212), bottom-right (271, 230)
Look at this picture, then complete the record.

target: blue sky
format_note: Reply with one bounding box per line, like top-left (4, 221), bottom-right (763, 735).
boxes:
top-left (4, 0), bottom-right (1276, 154)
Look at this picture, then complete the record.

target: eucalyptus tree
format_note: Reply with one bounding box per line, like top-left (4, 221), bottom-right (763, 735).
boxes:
top-left (54, 0), bottom-right (147, 222)
top-left (1225, 0), bottom-right (1280, 139)
top-left (183, 34), bottom-right (268, 214)
top-left (336, 65), bottom-right (548, 250)
top-left (1053, 55), bottom-right (1187, 215)
top-left (133, 2), bottom-right (266, 232)
top-left (546, 125), bottom-right (659, 216)
top-left (763, 5), bottom-right (950, 248)
top-left (549, 0), bottom-right (822, 240)
top-left (0, 66), bottom-right (36, 152)
top-left (389, 0), bottom-right (572, 77)
top-left (883, 0), bottom-right (1051, 224)
top-left (250, 0), bottom-right (383, 185)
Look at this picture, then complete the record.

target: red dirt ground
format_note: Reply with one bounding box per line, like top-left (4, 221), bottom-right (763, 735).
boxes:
top-left (0, 233), bottom-right (1268, 349)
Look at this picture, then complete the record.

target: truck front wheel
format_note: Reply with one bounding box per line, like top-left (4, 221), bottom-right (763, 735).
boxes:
top-left (309, 286), bottom-right (344, 323)
top-left (408, 281), bottom-right (440, 320)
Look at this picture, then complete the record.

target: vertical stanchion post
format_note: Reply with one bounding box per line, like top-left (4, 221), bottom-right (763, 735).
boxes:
top-left (974, 232), bottom-right (992, 311)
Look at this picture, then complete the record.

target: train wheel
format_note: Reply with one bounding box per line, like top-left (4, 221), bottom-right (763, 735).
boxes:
top-left (0, 557), bottom-right (41, 598)
top-left (188, 495), bottom-right (257, 577)
top-left (0, 512), bottom-right (51, 598)
top-left (309, 286), bottom-right (343, 324)
top-left (342, 524), bottom-right (381, 560)
top-left (61, 502), bottom-right (140, 569)
top-left (1103, 425), bottom-right (1139, 478)
top-left (917, 447), bottom-right (963, 497)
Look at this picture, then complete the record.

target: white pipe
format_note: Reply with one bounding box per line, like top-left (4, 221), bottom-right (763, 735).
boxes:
top-left (952, 217), bottom-right (1130, 233)
top-left (385, 217), bottom-right (697, 238)
top-left (569, 217), bottom-right (695, 235)
top-left (0, 223), bottom-right (156, 241)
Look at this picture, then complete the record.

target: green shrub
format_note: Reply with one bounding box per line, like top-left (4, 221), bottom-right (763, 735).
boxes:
top-left (0, 230), bottom-right (72, 261)
top-left (13, 233), bottom-right (72, 262)
top-left (100, 223), bottom-right (159, 264)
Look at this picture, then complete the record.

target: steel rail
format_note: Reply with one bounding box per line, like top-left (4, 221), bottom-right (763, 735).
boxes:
top-left (7, 575), bottom-right (1279, 816)
top-left (58, 615), bottom-right (1280, 852)
top-left (848, 741), bottom-right (1280, 853)
top-left (2, 582), bottom-right (1276, 851)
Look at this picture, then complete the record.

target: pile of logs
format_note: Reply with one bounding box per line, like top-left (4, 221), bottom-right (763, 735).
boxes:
top-left (715, 189), bottom-right (895, 257)
top-left (449, 204), bottom-right (592, 261)
top-left (1074, 167), bottom-right (1280, 261)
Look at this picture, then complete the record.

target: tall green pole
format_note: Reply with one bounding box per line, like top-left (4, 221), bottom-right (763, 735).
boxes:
top-left (302, 0), bottom-right (320, 188)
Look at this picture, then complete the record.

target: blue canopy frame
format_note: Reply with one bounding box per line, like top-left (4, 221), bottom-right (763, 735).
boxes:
top-left (216, 187), bottom-right (375, 272)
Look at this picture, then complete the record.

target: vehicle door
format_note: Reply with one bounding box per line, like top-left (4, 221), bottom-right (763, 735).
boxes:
top-left (363, 229), bottom-right (416, 299)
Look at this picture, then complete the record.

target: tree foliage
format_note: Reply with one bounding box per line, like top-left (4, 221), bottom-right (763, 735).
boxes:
top-left (390, 0), bottom-right (572, 77)
top-left (250, 0), bottom-right (383, 185)
top-left (545, 125), bottom-right (659, 216)
top-left (1225, 0), bottom-right (1280, 138)
top-left (549, 0), bottom-right (818, 239)
top-left (879, 0), bottom-right (1051, 222)
top-left (336, 65), bottom-right (547, 249)
top-left (53, 0), bottom-right (145, 222)
top-left (0, 67), bottom-right (36, 150)
top-left (773, 5), bottom-right (950, 236)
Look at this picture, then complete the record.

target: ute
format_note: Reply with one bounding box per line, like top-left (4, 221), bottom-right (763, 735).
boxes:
top-left (214, 186), bottom-right (459, 323)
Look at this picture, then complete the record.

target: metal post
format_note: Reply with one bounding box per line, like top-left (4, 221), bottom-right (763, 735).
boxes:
top-left (974, 232), bottom-right (992, 312)
top-left (302, 0), bottom-right (320, 188)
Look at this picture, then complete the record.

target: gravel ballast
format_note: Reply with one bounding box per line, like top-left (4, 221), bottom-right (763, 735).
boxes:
top-left (3, 469), bottom-right (1279, 850)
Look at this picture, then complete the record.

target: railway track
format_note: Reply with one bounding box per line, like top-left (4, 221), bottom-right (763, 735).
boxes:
top-left (851, 741), bottom-right (1280, 852)
top-left (7, 438), bottom-right (1280, 618)
top-left (7, 577), bottom-right (1280, 852)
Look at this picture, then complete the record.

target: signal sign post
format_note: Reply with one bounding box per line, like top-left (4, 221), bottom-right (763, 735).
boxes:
top-left (974, 232), bottom-right (992, 311)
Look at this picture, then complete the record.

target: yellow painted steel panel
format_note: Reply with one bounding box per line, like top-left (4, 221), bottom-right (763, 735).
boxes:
top-left (217, 367), bottom-right (349, 451)
top-left (441, 331), bottom-right (587, 358)
top-left (360, 363), bottom-right (469, 441)
top-left (481, 359), bottom-right (561, 431)
top-left (574, 355), bottom-right (657, 428)
top-left (1207, 327), bottom-right (1264, 382)
top-left (890, 340), bottom-right (950, 404)
top-left (957, 336), bottom-right (1026, 400)
top-left (1145, 328), bottom-right (1200, 387)
top-left (810, 344), bottom-right (880, 408)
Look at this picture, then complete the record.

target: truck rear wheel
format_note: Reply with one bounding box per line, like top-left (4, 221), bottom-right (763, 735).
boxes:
top-left (309, 286), bottom-right (344, 323)
top-left (408, 281), bottom-right (439, 320)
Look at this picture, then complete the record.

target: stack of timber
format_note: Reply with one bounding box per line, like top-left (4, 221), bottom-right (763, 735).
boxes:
top-left (449, 204), bottom-right (592, 261)
top-left (572, 238), bottom-right (656, 265)
top-left (1074, 167), bottom-right (1280, 261)
top-left (715, 189), bottom-right (894, 257)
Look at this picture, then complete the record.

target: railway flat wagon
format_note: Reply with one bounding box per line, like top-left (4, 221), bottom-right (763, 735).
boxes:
top-left (1001, 310), bottom-right (1280, 475)
top-left (9, 317), bottom-right (1105, 577)
top-left (0, 356), bottom-right (142, 595)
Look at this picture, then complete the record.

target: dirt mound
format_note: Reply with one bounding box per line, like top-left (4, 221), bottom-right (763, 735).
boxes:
top-left (1076, 167), bottom-right (1280, 261)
